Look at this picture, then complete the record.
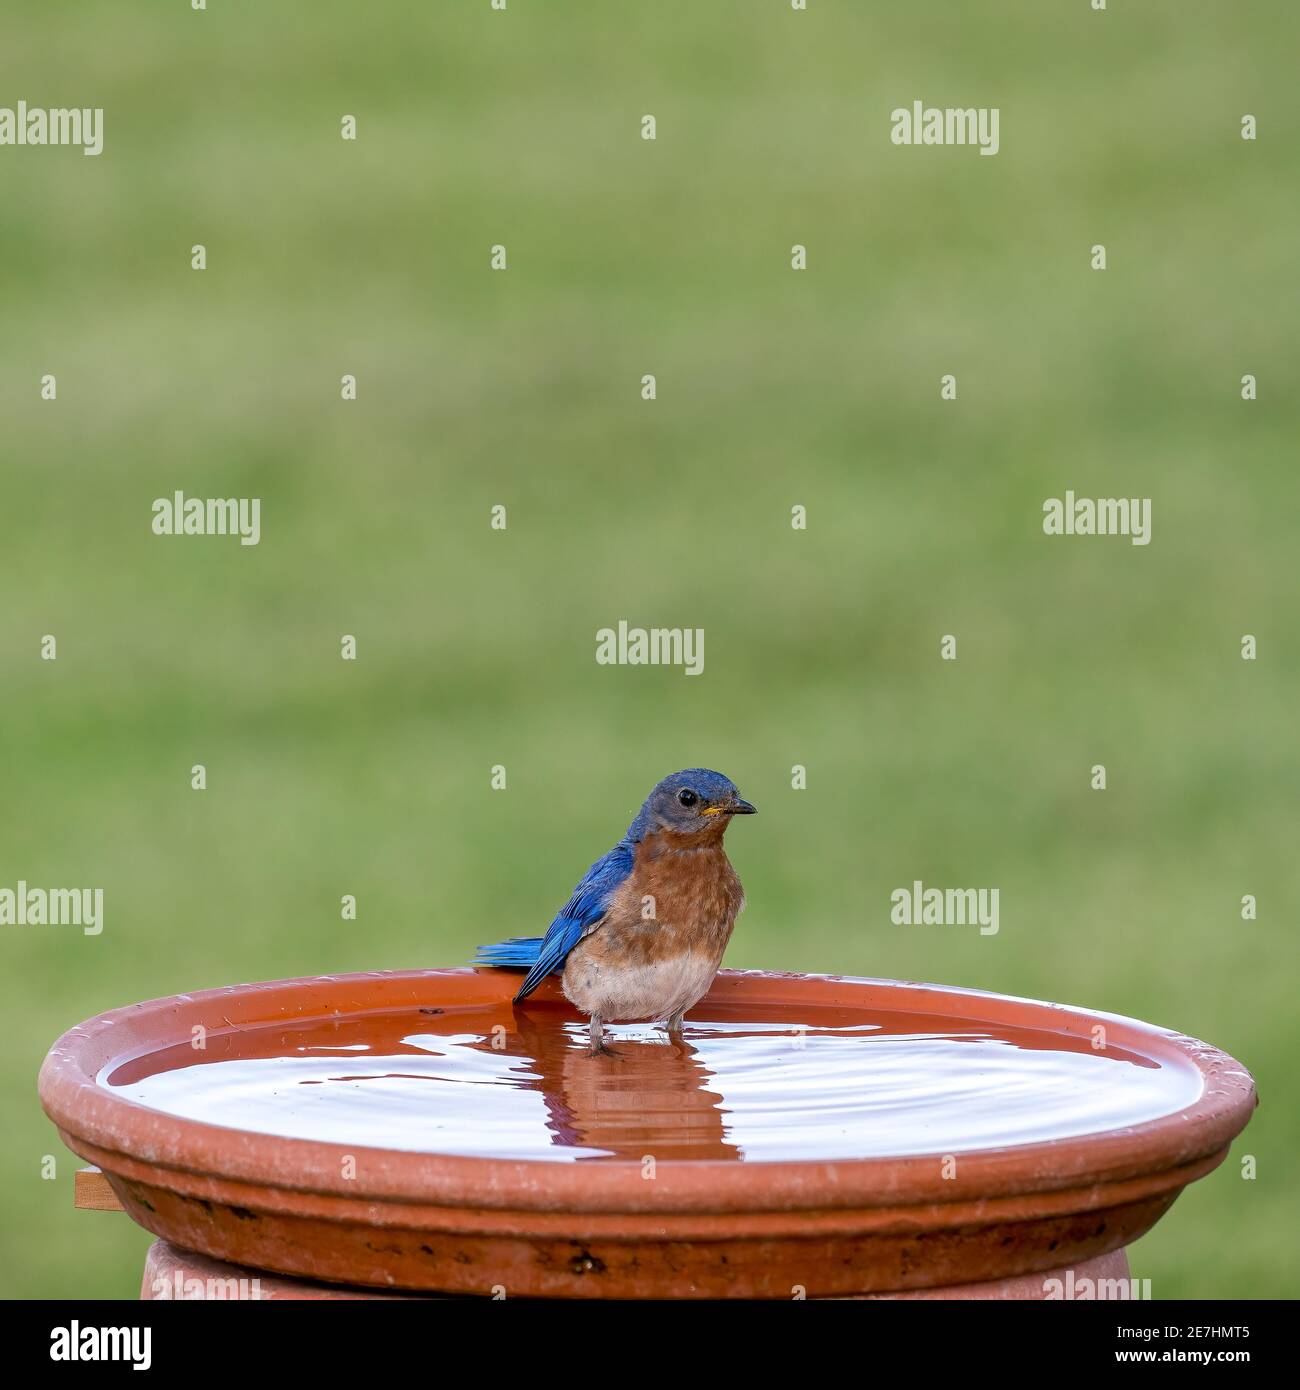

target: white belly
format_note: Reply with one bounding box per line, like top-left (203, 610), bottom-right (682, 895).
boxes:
top-left (562, 948), bottom-right (720, 1023)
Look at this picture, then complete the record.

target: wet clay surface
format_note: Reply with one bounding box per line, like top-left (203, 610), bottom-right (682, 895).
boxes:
top-left (104, 997), bottom-right (1203, 1162)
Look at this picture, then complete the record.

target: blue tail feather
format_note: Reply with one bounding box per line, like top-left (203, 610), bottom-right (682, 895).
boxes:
top-left (474, 839), bottom-right (634, 1000)
top-left (474, 937), bottom-right (543, 970)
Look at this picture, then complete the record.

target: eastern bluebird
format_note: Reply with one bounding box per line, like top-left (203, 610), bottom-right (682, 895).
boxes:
top-left (475, 769), bottom-right (756, 1055)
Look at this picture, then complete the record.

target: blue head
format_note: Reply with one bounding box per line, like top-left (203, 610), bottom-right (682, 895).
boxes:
top-left (628, 768), bottom-right (757, 841)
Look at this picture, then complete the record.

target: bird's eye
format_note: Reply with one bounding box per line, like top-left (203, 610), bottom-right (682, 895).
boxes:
top-left (678, 788), bottom-right (698, 807)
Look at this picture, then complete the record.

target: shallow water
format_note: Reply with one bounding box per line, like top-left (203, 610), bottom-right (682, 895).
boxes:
top-left (102, 1001), bottom-right (1202, 1162)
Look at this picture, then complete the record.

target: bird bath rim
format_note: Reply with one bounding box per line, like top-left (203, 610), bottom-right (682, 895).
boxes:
top-left (40, 967), bottom-right (1256, 1215)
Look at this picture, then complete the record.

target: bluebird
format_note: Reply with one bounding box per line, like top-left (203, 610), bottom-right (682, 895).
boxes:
top-left (475, 769), bottom-right (756, 1055)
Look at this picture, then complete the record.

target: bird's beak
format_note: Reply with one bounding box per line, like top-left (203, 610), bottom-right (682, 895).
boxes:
top-left (702, 799), bottom-right (757, 817)
top-left (732, 799), bottom-right (757, 815)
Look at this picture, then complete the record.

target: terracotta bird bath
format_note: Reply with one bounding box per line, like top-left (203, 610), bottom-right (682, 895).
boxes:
top-left (39, 968), bottom-right (1256, 1299)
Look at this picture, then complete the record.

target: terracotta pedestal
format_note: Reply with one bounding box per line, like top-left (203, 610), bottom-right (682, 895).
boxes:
top-left (141, 1237), bottom-right (1135, 1301)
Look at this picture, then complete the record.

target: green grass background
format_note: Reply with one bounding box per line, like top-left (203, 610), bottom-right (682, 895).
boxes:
top-left (1, 1), bottom-right (1295, 1298)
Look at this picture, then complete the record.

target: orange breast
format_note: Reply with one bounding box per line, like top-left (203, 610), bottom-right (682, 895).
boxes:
top-left (592, 833), bottom-right (745, 966)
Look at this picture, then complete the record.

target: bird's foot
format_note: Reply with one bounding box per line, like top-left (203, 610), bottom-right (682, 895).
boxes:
top-left (585, 1017), bottom-right (619, 1057)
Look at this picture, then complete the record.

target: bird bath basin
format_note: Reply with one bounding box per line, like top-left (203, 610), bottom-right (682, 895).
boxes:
top-left (39, 968), bottom-right (1256, 1298)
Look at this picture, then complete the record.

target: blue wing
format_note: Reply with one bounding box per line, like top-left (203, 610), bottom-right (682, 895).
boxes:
top-left (475, 840), bottom-right (634, 1003)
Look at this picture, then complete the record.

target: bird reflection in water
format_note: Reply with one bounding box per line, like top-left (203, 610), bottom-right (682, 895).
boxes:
top-left (504, 1011), bottom-right (742, 1162)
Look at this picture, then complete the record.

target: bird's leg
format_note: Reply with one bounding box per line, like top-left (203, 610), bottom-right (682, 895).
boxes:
top-left (587, 1014), bottom-right (619, 1058)
top-left (664, 1009), bottom-right (687, 1040)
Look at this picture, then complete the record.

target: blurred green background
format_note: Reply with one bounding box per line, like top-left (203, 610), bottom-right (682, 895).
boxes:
top-left (2, 1), bottom-right (1295, 1298)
